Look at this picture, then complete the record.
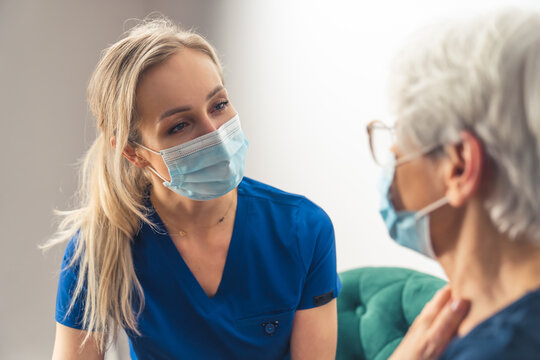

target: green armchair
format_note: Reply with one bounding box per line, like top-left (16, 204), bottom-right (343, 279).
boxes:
top-left (337, 267), bottom-right (446, 360)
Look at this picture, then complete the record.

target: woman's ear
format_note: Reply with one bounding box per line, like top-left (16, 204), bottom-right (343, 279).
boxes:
top-left (110, 136), bottom-right (149, 169)
top-left (443, 131), bottom-right (484, 207)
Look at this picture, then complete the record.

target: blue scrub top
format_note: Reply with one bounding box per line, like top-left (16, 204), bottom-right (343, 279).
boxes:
top-left (55, 177), bottom-right (341, 359)
top-left (440, 286), bottom-right (540, 359)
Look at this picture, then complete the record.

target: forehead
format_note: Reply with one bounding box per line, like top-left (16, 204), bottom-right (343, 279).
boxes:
top-left (135, 48), bottom-right (222, 118)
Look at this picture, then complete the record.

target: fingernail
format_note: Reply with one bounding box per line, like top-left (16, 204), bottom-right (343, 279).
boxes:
top-left (450, 299), bottom-right (467, 314)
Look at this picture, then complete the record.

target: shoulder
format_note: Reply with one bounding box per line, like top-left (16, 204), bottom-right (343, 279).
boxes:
top-left (442, 335), bottom-right (540, 360)
top-left (56, 232), bottom-right (87, 329)
top-left (238, 177), bottom-right (335, 267)
top-left (57, 232), bottom-right (85, 291)
top-left (239, 177), bottom-right (306, 206)
top-left (442, 289), bottom-right (540, 359)
top-left (239, 177), bottom-right (331, 223)
top-left (61, 231), bottom-right (81, 270)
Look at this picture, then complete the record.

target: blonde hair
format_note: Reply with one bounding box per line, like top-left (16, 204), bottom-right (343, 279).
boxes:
top-left (43, 17), bottom-right (223, 350)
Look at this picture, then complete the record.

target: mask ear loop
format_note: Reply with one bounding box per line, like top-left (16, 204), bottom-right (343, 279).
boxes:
top-left (415, 197), bottom-right (449, 219)
top-left (414, 197), bottom-right (449, 259)
top-left (146, 166), bottom-right (168, 183)
top-left (134, 142), bottom-right (169, 183)
top-left (135, 142), bottom-right (161, 155)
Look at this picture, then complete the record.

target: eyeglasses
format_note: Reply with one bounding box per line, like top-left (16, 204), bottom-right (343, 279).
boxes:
top-left (366, 120), bottom-right (444, 167)
top-left (366, 120), bottom-right (396, 166)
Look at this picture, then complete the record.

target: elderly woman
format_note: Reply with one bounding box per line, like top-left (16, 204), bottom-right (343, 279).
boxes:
top-left (371, 8), bottom-right (540, 359)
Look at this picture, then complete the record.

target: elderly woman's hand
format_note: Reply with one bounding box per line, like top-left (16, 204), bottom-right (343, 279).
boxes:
top-left (389, 285), bottom-right (470, 360)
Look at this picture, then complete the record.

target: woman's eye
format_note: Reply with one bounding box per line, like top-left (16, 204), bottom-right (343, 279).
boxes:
top-left (169, 122), bottom-right (186, 134)
top-left (214, 100), bottom-right (229, 111)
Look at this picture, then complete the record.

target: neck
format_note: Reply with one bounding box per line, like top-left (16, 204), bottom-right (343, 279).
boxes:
top-left (149, 177), bottom-right (237, 231)
top-left (437, 201), bottom-right (540, 336)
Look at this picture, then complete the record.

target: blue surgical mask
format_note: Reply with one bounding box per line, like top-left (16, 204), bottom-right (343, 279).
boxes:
top-left (378, 156), bottom-right (448, 258)
top-left (138, 114), bottom-right (248, 201)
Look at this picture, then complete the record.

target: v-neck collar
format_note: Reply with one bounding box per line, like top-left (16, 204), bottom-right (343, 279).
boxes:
top-left (149, 190), bottom-right (246, 314)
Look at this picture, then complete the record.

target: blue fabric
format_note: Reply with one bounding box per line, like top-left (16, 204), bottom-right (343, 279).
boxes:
top-left (440, 286), bottom-right (540, 359)
top-left (55, 177), bottom-right (341, 359)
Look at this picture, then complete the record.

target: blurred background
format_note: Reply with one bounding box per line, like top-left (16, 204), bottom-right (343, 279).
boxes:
top-left (1, 0), bottom-right (539, 358)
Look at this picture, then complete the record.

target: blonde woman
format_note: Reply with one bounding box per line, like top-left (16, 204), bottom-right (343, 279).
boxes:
top-left (49, 18), bottom-right (340, 359)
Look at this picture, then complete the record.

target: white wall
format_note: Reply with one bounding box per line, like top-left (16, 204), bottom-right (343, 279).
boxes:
top-left (2, 0), bottom-right (539, 358)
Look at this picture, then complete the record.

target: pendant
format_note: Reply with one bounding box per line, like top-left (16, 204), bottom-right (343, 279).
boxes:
top-left (178, 230), bottom-right (187, 237)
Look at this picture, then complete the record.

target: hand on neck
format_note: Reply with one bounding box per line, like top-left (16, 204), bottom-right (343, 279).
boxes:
top-left (436, 201), bottom-right (540, 336)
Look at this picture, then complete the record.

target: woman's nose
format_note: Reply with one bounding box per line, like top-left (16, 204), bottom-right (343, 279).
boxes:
top-left (197, 115), bottom-right (218, 136)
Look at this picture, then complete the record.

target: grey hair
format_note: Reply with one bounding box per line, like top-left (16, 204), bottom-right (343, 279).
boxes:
top-left (389, 8), bottom-right (540, 244)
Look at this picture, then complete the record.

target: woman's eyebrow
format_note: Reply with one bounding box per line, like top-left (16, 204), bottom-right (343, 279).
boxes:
top-left (206, 85), bottom-right (224, 100)
top-left (159, 105), bottom-right (191, 121)
top-left (158, 85), bottom-right (225, 122)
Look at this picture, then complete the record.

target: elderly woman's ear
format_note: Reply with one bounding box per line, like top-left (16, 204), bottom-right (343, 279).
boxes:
top-left (442, 131), bottom-right (485, 207)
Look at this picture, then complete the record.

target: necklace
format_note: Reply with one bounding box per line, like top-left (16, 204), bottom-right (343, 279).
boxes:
top-left (154, 195), bottom-right (236, 237)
